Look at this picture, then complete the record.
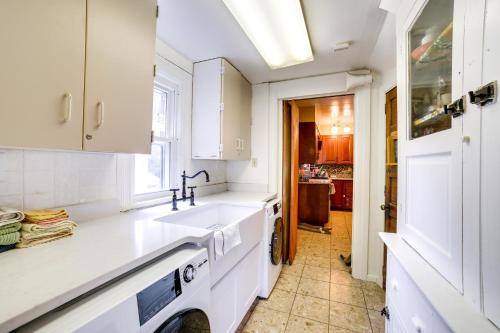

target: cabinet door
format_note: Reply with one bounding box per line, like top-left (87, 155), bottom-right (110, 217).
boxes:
top-left (331, 180), bottom-right (344, 209)
top-left (238, 71), bottom-right (252, 160)
top-left (299, 122), bottom-right (317, 164)
top-left (322, 136), bottom-right (339, 164)
top-left (83, 0), bottom-right (156, 153)
top-left (398, 0), bottom-right (463, 290)
top-left (192, 59), bottom-right (223, 159)
top-left (0, 0), bottom-right (85, 150)
top-left (221, 59), bottom-right (241, 160)
top-left (343, 181), bottom-right (353, 210)
top-left (338, 135), bottom-right (353, 164)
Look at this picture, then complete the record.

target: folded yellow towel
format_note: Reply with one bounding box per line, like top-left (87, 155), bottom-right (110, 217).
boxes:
top-left (21, 220), bottom-right (77, 236)
top-left (16, 230), bottom-right (73, 248)
top-left (23, 209), bottom-right (68, 223)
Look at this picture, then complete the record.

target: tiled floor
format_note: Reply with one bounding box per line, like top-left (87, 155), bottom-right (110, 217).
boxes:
top-left (242, 211), bottom-right (386, 333)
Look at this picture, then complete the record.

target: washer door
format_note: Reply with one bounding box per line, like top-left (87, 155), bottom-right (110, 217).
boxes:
top-left (270, 217), bottom-right (283, 265)
top-left (154, 309), bottom-right (210, 333)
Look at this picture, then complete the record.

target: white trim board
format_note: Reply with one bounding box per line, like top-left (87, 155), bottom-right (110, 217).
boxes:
top-left (268, 72), bottom-right (373, 280)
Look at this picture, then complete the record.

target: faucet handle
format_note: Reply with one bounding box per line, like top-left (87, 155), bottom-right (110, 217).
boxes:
top-left (169, 188), bottom-right (179, 211)
top-left (188, 186), bottom-right (197, 206)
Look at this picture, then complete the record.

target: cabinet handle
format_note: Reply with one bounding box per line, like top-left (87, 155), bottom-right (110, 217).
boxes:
top-left (240, 139), bottom-right (244, 151)
top-left (236, 138), bottom-right (241, 151)
top-left (63, 93), bottom-right (72, 123)
top-left (96, 101), bottom-right (104, 128)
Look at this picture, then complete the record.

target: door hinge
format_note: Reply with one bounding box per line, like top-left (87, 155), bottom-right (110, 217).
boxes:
top-left (219, 144), bottom-right (224, 152)
top-left (153, 65), bottom-right (156, 77)
top-left (220, 103), bottom-right (224, 111)
top-left (381, 306), bottom-right (390, 320)
top-left (444, 95), bottom-right (466, 118)
top-left (156, 5), bottom-right (159, 18)
top-left (469, 80), bottom-right (497, 107)
top-left (151, 130), bottom-right (154, 143)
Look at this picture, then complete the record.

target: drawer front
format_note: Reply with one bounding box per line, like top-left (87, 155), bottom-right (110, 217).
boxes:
top-left (386, 252), bottom-right (452, 333)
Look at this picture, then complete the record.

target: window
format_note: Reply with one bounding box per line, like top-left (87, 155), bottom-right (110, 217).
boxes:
top-left (133, 84), bottom-right (177, 202)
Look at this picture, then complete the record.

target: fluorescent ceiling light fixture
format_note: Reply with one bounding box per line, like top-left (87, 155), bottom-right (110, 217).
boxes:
top-left (222, 0), bottom-right (313, 69)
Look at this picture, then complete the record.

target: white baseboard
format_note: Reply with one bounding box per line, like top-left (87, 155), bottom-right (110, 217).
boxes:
top-left (366, 273), bottom-right (383, 288)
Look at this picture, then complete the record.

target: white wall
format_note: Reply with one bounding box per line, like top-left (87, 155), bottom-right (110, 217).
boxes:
top-left (366, 13), bottom-right (397, 284)
top-left (0, 149), bottom-right (117, 210)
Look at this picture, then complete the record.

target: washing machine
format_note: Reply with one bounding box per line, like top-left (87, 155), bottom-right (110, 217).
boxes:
top-left (19, 246), bottom-right (212, 333)
top-left (259, 198), bottom-right (283, 299)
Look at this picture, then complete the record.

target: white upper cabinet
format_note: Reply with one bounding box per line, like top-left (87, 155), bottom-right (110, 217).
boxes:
top-left (0, 0), bottom-right (157, 154)
top-left (192, 58), bottom-right (251, 160)
top-left (0, 0), bottom-right (86, 150)
top-left (398, 0), bottom-right (464, 291)
top-left (83, 0), bottom-right (156, 153)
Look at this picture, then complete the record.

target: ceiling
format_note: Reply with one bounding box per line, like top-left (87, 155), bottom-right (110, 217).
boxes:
top-left (297, 95), bottom-right (354, 135)
top-left (157, 0), bottom-right (388, 84)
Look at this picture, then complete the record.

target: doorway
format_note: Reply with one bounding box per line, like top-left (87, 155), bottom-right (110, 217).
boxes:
top-left (382, 86), bottom-right (398, 287)
top-left (282, 95), bottom-right (355, 267)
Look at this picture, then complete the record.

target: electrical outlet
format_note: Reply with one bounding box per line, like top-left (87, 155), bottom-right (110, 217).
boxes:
top-left (251, 158), bottom-right (258, 168)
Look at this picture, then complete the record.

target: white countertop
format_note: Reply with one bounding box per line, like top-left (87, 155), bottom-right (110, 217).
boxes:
top-left (379, 232), bottom-right (499, 333)
top-left (0, 191), bottom-right (276, 332)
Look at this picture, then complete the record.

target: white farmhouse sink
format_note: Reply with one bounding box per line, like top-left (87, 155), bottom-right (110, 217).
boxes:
top-left (155, 203), bottom-right (257, 230)
top-left (155, 203), bottom-right (265, 285)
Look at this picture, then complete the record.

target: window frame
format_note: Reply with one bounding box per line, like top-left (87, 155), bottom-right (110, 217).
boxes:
top-left (128, 76), bottom-right (180, 207)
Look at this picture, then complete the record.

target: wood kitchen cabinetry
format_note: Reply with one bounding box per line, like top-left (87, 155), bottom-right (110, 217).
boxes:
top-left (192, 58), bottom-right (252, 160)
top-left (298, 183), bottom-right (330, 226)
top-left (0, 0), bottom-right (157, 153)
top-left (318, 135), bottom-right (353, 164)
top-left (331, 179), bottom-right (353, 211)
top-left (299, 122), bottom-right (318, 164)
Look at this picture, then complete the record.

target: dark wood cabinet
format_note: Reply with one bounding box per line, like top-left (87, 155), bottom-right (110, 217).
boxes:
top-left (299, 122), bottom-right (317, 164)
top-left (330, 179), bottom-right (353, 211)
top-left (318, 135), bottom-right (353, 165)
top-left (337, 135), bottom-right (353, 164)
top-left (298, 183), bottom-right (330, 226)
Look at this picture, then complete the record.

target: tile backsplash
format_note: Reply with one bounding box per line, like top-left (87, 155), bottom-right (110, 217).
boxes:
top-left (0, 149), bottom-right (117, 210)
top-left (319, 164), bottom-right (353, 178)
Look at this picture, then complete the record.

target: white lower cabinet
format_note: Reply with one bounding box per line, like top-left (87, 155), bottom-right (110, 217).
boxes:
top-left (386, 251), bottom-right (452, 333)
top-left (210, 244), bottom-right (261, 333)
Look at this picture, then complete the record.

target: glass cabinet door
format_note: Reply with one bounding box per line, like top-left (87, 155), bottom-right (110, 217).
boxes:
top-left (409, 0), bottom-right (454, 139)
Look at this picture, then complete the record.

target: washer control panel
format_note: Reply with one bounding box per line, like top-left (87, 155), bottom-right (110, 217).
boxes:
top-left (182, 258), bottom-right (208, 284)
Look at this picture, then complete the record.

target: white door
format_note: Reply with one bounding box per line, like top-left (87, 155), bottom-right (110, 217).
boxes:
top-left (480, 0), bottom-right (500, 326)
top-left (83, 0), bottom-right (156, 154)
top-left (398, 0), bottom-right (464, 290)
top-left (0, 0), bottom-right (85, 150)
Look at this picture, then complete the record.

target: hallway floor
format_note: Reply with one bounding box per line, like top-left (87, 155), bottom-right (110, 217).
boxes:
top-left (242, 211), bottom-right (385, 333)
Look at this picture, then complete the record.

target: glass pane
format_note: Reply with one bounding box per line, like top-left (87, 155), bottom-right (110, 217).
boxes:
top-left (409, 0), bottom-right (453, 139)
top-left (152, 88), bottom-right (168, 138)
top-left (134, 143), bottom-right (169, 194)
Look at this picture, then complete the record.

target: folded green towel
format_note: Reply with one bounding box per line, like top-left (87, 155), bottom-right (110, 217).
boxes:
top-left (0, 222), bottom-right (21, 236)
top-left (0, 232), bottom-right (20, 245)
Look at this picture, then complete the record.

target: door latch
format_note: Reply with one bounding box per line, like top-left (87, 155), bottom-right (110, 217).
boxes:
top-left (381, 306), bottom-right (390, 320)
top-left (469, 80), bottom-right (497, 107)
top-left (444, 96), bottom-right (466, 118)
